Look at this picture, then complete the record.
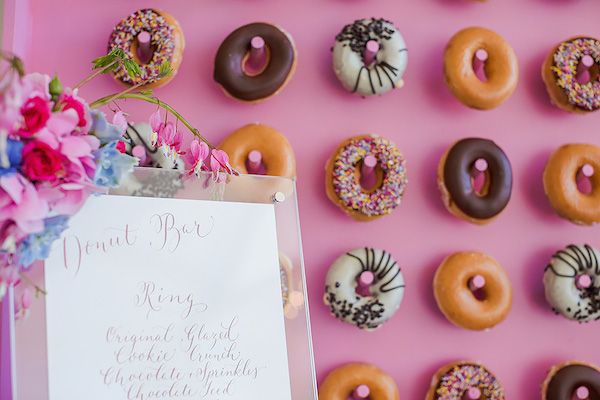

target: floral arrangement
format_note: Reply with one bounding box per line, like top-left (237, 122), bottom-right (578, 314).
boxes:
top-left (0, 49), bottom-right (235, 317)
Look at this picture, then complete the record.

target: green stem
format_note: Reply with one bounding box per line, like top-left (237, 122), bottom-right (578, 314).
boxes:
top-left (90, 92), bottom-right (213, 147)
top-left (18, 272), bottom-right (47, 296)
top-left (73, 61), bottom-right (117, 90)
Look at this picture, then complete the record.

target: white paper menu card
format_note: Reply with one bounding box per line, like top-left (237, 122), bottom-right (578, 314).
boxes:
top-left (43, 195), bottom-right (292, 400)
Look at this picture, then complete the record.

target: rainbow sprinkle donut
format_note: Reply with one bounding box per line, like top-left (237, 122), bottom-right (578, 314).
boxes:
top-left (426, 361), bottom-right (505, 400)
top-left (543, 37), bottom-right (600, 113)
top-left (108, 9), bottom-right (185, 88)
top-left (325, 134), bottom-right (407, 221)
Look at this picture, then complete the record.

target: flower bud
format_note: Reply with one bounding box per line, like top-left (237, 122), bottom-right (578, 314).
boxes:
top-left (49, 75), bottom-right (63, 97)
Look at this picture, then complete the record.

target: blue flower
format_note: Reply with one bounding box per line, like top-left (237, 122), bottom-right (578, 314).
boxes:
top-left (18, 216), bottom-right (70, 268)
top-left (0, 139), bottom-right (24, 177)
top-left (90, 110), bottom-right (125, 144)
top-left (93, 141), bottom-right (138, 188)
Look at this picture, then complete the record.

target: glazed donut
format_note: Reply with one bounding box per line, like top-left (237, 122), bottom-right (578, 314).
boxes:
top-left (325, 135), bottom-right (407, 221)
top-left (108, 9), bottom-right (184, 88)
top-left (542, 361), bottom-right (600, 400)
top-left (324, 248), bottom-right (405, 330)
top-left (437, 138), bottom-right (513, 224)
top-left (444, 27), bottom-right (518, 110)
top-left (542, 37), bottom-right (600, 113)
top-left (332, 18), bottom-right (408, 96)
top-left (218, 124), bottom-right (296, 178)
top-left (543, 244), bottom-right (600, 323)
top-left (543, 144), bottom-right (600, 225)
top-left (426, 361), bottom-right (505, 400)
top-left (433, 252), bottom-right (512, 330)
top-left (214, 23), bottom-right (297, 103)
top-left (319, 363), bottom-right (399, 400)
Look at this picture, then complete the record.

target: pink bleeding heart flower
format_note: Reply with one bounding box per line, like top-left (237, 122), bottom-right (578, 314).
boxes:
top-left (184, 139), bottom-right (210, 176)
top-left (112, 111), bottom-right (127, 134)
top-left (14, 287), bottom-right (32, 320)
top-left (205, 149), bottom-right (237, 182)
top-left (156, 121), bottom-right (183, 161)
top-left (18, 96), bottom-right (50, 138)
top-left (149, 109), bottom-right (162, 146)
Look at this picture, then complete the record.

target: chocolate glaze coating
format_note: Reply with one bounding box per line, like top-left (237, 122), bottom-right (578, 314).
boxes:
top-left (546, 365), bottom-right (600, 400)
top-left (214, 23), bottom-right (295, 101)
top-left (443, 138), bottom-right (512, 220)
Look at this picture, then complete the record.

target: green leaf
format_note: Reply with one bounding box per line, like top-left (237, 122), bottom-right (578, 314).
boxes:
top-left (123, 59), bottom-right (142, 79)
top-left (158, 61), bottom-right (172, 78)
top-left (137, 89), bottom-right (154, 97)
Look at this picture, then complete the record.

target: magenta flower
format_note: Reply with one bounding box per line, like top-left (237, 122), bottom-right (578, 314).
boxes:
top-left (184, 139), bottom-right (210, 176)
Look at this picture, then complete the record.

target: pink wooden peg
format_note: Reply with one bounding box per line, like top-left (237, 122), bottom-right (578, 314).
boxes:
top-left (474, 158), bottom-right (488, 173)
top-left (246, 36), bottom-right (266, 73)
top-left (362, 155), bottom-right (377, 177)
top-left (473, 49), bottom-right (488, 80)
top-left (577, 55), bottom-right (595, 84)
top-left (581, 164), bottom-right (594, 178)
top-left (575, 274), bottom-right (592, 290)
top-left (247, 150), bottom-right (262, 174)
top-left (353, 384), bottom-right (371, 399)
top-left (463, 387), bottom-right (482, 400)
top-left (358, 271), bottom-right (375, 287)
top-left (136, 31), bottom-right (153, 64)
top-left (356, 271), bottom-right (374, 297)
top-left (363, 40), bottom-right (380, 66)
top-left (469, 275), bottom-right (486, 292)
top-left (577, 164), bottom-right (594, 194)
top-left (575, 386), bottom-right (590, 400)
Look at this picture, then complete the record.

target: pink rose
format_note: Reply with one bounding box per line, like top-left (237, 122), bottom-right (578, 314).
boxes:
top-left (61, 95), bottom-right (87, 128)
top-left (21, 140), bottom-right (64, 182)
top-left (18, 96), bottom-right (50, 137)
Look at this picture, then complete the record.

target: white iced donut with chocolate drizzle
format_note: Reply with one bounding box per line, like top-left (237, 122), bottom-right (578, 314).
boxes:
top-left (332, 18), bottom-right (408, 96)
top-left (324, 248), bottom-right (405, 330)
top-left (544, 244), bottom-right (600, 323)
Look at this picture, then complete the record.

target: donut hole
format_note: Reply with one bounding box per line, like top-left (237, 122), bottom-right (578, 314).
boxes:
top-left (470, 170), bottom-right (491, 197)
top-left (245, 154), bottom-right (267, 175)
top-left (577, 57), bottom-right (600, 85)
top-left (242, 45), bottom-right (271, 77)
top-left (471, 287), bottom-right (487, 301)
top-left (577, 174), bottom-right (593, 195)
top-left (131, 35), bottom-right (155, 65)
top-left (472, 50), bottom-right (488, 82)
top-left (358, 161), bottom-right (385, 192)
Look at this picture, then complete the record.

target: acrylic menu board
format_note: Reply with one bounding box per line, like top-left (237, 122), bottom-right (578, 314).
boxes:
top-left (5, 169), bottom-right (317, 400)
top-left (2, 0), bottom-right (600, 399)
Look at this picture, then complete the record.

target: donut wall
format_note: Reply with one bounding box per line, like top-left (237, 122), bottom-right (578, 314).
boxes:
top-left (5, 0), bottom-right (600, 398)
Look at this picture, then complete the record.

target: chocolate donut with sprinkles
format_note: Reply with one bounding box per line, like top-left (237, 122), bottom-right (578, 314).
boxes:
top-left (325, 134), bottom-right (407, 221)
top-left (426, 361), bottom-right (505, 400)
top-left (332, 18), bottom-right (408, 96)
top-left (108, 9), bottom-right (185, 88)
top-left (542, 37), bottom-right (600, 113)
top-left (324, 248), bottom-right (405, 330)
top-left (544, 244), bottom-right (600, 323)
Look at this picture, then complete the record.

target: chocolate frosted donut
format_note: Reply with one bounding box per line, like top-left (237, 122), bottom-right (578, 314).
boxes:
top-left (214, 23), bottom-right (296, 102)
top-left (542, 361), bottom-right (600, 400)
top-left (438, 138), bottom-right (512, 224)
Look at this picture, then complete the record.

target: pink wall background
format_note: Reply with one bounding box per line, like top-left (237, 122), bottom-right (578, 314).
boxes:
top-left (6, 0), bottom-right (600, 398)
